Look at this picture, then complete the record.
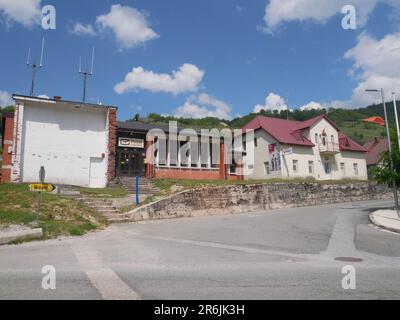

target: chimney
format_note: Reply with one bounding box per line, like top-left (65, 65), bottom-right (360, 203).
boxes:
top-left (53, 96), bottom-right (62, 102)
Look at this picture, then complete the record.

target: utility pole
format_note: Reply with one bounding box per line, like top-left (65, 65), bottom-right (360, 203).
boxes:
top-left (366, 89), bottom-right (400, 217)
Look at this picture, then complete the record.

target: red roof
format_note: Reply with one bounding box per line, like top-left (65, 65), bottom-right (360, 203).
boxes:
top-left (364, 138), bottom-right (389, 165)
top-left (242, 115), bottom-right (366, 152)
top-left (338, 133), bottom-right (366, 153)
top-left (363, 116), bottom-right (385, 127)
top-left (242, 116), bottom-right (314, 147)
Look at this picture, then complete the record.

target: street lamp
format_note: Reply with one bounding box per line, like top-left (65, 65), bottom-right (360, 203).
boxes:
top-left (392, 92), bottom-right (400, 152)
top-left (366, 88), bottom-right (400, 216)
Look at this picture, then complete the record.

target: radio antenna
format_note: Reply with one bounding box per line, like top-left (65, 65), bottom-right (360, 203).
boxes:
top-left (79, 47), bottom-right (95, 103)
top-left (26, 38), bottom-right (45, 97)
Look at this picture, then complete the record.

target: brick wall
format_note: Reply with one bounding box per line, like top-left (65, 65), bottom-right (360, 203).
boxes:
top-left (1, 112), bottom-right (14, 183)
top-left (107, 108), bottom-right (117, 182)
top-left (127, 182), bottom-right (392, 222)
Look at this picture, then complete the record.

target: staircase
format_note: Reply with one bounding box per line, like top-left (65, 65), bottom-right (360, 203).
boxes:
top-left (118, 176), bottom-right (160, 195)
top-left (77, 197), bottom-right (131, 223)
top-left (57, 186), bottom-right (131, 223)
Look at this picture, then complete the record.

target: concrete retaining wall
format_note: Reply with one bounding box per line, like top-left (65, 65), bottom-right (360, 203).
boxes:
top-left (127, 182), bottom-right (392, 222)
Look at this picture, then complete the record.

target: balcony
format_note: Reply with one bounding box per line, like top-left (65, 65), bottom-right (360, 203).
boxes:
top-left (319, 142), bottom-right (340, 154)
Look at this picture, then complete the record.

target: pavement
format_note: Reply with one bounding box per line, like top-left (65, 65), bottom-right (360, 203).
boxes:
top-left (370, 210), bottom-right (400, 234)
top-left (0, 199), bottom-right (400, 300)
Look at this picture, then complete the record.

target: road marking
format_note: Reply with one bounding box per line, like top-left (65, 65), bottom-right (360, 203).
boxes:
top-left (124, 231), bottom-right (305, 261)
top-left (325, 208), bottom-right (357, 255)
top-left (73, 244), bottom-right (140, 300)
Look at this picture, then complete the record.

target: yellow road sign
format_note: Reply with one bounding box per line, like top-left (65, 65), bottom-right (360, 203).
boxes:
top-left (29, 184), bottom-right (56, 193)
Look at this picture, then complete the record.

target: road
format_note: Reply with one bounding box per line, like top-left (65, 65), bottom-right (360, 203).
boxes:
top-left (1, 199), bottom-right (400, 300)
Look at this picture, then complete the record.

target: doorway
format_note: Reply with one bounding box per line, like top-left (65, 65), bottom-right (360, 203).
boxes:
top-left (117, 151), bottom-right (145, 177)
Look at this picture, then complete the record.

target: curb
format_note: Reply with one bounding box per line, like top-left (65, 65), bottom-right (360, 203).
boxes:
top-left (369, 214), bottom-right (400, 234)
top-left (0, 228), bottom-right (43, 245)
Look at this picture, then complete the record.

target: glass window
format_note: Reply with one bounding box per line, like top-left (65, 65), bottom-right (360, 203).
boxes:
top-left (293, 160), bottom-right (298, 173)
top-left (265, 162), bottom-right (270, 175)
top-left (340, 162), bottom-right (346, 174)
top-left (324, 161), bottom-right (331, 174)
top-left (308, 161), bottom-right (314, 174)
top-left (315, 133), bottom-right (318, 144)
top-left (353, 163), bottom-right (359, 175)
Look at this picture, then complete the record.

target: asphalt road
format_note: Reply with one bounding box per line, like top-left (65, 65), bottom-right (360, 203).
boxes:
top-left (1, 199), bottom-right (400, 300)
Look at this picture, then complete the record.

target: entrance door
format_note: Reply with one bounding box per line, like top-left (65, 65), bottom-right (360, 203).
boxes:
top-left (118, 151), bottom-right (144, 176)
top-left (89, 157), bottom-right (105, 188)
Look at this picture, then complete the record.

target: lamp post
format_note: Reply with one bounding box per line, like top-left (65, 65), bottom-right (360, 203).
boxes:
top-left (392, 92), bottom-right (400, 151)
top-left (366, 89), bottom-right (400, 217)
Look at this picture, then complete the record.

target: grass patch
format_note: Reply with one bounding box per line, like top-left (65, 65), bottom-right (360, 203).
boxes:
top-left (0, 184), bottom-right (108, 240)
top-left (78, 185), bottom-right (128, 198)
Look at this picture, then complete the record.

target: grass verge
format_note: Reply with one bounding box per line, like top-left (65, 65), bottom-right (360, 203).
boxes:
top-left (0, 184), bottom-right (108, 240)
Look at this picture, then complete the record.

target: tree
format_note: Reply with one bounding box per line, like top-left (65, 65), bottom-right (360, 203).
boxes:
top-left (373, 129), bottom-right (400, 188)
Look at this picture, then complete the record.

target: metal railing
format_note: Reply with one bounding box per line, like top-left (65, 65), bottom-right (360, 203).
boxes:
top-left (318, 142), bottom-right (340, 153)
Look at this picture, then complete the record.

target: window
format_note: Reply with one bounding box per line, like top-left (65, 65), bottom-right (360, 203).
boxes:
top-left (324, 161), bottom-right (331, 174)
top-left (340, 162), bottom-right (346, 174)
top-left (331, 135), bottom-right (335, 143)
top-left (271, 160), bottom-right (275, 171)
top-left (265, 162), bottom-right (270, 175)
top-left (315, 133), bottom-right (318, 144)
top-left (254, 137), bottom-right (258, 148)
top-left (322, 135), bottom-right (327, 146)
top-left (308, 161), bottom-right (314, 174)
top-left (293, 160), bottom-right (298, 173)
top-left (353, 163), bottom-right (359, 176)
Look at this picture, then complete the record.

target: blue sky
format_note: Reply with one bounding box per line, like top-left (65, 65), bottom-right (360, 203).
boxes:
top-left (0, 0), bottom-right (399, 120)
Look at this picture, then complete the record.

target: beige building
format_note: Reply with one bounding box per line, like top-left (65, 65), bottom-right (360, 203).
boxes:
top-left (242, 115), bottom-right (368, 181)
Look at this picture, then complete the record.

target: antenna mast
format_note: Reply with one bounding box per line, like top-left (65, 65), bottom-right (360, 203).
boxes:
top-left (79, 47), bottom-right (95, 103)
top-left (26, 38), bottom-right (45, 97)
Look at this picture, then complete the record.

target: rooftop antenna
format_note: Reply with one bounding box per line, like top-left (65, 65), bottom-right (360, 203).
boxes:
top-left (26, 38), bottom-right (45, 97)
top-left (79, 47), bottom-right (95, 103)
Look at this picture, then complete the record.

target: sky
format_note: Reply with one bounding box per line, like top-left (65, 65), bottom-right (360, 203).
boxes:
top-left (0, 0), bottom-right (400, 121)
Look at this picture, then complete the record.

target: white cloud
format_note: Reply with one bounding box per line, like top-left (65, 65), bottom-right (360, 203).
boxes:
top-left (300, 101), bottom-right (323, 111)
top-left (344, 32), bottom-right (400, 107)
top-left (254, 92), bottom-right (289, 112)
top-left (0, 0), bottom-right (41, 27)
top-left (0, 90), bottom-right (12, 106)
top-left (263, 0), bottom-right (398, 32)
top-left (175, 94), bottom-right (232, 120)
top-left (96, 4), bottom-right (158, 49)
top-left (115, 63), bottom-right (205, 95)
top-left (70, 22), bottom-right (96, 36)
top-left (236, 6), bottom-right (244, 13)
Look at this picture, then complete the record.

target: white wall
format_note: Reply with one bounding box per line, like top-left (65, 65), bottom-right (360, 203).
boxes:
top-left (244, 118), bottom-right (368, 181)
top-left (20, 101), bottom-right (109, 188)
top-left (244, 130), bottom-right (283, 180)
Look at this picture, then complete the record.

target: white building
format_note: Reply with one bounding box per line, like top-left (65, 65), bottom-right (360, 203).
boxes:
top-left (7, 95), bottom-right (117, 188)
top-left (242, 115), bottom-right (368, 181)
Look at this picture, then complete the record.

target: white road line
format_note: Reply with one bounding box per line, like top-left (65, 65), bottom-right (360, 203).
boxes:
top-left (73, 245), bottom-right (140, 300)
top-left (124, 230), bottom-right (305, 261)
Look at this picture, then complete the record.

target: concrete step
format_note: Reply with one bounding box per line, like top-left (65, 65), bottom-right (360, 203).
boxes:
top-left (103, 213), bottom-right (131, 223)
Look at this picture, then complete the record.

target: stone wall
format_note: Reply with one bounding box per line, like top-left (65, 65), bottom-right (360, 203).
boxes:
top-left (127, 182), bottom-right (392, 222)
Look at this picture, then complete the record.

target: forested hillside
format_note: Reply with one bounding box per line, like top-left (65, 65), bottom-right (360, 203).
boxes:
top-left (129, 102), bottom-right (397, 145)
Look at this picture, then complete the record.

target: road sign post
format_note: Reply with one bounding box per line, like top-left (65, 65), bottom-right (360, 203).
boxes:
top-left (29, 167), bottom-right (57, 226)
top-left (136, 176), bottom-right (140, 206)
